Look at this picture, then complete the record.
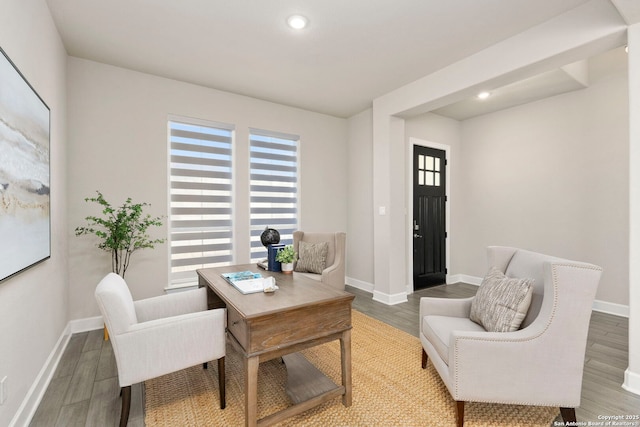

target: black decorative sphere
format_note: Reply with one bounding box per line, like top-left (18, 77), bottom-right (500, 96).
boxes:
top-left (260, 227), bottom-right (280, 247)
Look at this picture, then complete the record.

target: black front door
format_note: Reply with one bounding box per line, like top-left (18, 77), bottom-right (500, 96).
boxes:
top-left (413, 145), bottom-right (446, 289)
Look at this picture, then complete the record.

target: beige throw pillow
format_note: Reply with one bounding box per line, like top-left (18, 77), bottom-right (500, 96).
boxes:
top-left (470, 266), bottom-right (534, 332)
top-left (295, 241), bottom-right (328, 274)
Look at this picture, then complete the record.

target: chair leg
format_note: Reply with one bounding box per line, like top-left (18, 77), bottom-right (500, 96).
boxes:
top-left (456, 401), bottom-right (465, 427)
top-left (203, 362), bottom-right (208, 369)
top-left (120, 386), bottom-right (131, 427)
top-left (422, 348), bottom-right (428, 369)
top-left (560, 407), bottom-right (576, 423)
top-left (218, 357), bottom-right (226, 409)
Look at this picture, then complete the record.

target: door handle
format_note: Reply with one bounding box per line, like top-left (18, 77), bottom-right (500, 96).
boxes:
top-left (414, 233), bottom-right (423, 238)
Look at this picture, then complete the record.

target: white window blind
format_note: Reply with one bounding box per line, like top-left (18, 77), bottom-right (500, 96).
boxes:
top-left (249, 129), bottom-right (299, 262)
top-left (169, 118), bottom-right (234, 287)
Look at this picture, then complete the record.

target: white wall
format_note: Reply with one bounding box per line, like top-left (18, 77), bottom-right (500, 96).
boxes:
top-left (625, 20), bottom-right (640, 397)
top-left (370, 0), bottom-right (626, 304)
top-left (345, 111), bottom-right (465, 293)
top-left (457, 47), bottom-right (629, 306)
top-left (378, 47), bottom-right (629, 310)
top-left (0, 1), bottom-right (68, 425)
top-left (346, 109), bottom-right (374, 288)
top-left (66, 57), bottom-right (348, 319)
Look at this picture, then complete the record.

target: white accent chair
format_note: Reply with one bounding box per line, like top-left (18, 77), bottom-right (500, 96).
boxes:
top-left (95, 273), bottom-right (226, 426)
top-left (419, 246), bottom-right (602, 427)
top-left (292, 231), bottom-right (346, 290)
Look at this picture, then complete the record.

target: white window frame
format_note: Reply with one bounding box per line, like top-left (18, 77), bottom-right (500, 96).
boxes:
top-left (167, 115), bottom-right (235, 289)
top-left (249, 128), bottom-right (299, 262)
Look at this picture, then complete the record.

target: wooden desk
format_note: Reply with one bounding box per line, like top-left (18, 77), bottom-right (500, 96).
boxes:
top-left (197, 265), bottom-right (354, 427)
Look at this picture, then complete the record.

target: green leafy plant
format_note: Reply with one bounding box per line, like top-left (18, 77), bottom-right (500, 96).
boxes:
top-left (275, 244), bottom-right (296, 264)
top-left (75, 191), bottom-right (165, 278)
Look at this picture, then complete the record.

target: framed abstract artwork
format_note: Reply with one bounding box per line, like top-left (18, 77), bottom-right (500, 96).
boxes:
top-left (0, 46), bottom-right (50, 282)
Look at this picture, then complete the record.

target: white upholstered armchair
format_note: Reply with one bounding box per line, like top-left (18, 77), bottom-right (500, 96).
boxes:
top-left (95, 273), bottom-right (226, 427)
top-left (419, 246), bottom-right (602, 427)
top-left (292, 231), bottom-right (346, 290)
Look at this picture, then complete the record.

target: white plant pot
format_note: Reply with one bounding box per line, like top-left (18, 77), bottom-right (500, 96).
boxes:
top-left (281, 263), bottom-right (294, 274)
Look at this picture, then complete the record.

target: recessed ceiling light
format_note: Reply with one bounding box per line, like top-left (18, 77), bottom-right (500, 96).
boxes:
top-left (287, 15), bottom-right (308, 30)
top-left (477, 91), bottom-right (491, 100)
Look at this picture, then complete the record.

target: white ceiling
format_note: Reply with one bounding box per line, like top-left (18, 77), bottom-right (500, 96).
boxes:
top-left (46, 0), bottom-right (623, 118)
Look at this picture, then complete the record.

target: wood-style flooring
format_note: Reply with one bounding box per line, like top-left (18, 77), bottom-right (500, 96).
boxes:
top-left (29, 283), bottom-right (639, 426)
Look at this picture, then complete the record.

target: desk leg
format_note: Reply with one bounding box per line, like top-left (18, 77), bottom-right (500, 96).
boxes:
top-left (340, 328), bottom-right (352, 407)
top-left (245, 356), bottom-right (259, 427)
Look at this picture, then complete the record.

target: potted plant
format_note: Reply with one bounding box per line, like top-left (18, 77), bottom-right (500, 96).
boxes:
top-left (275, 244), bottom-right (296, 274)
top-left (75, 191), bottom-right (165, 278)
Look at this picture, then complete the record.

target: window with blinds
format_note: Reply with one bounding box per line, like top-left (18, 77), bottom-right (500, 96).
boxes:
top-left (169, 118), bottom-right (234, 287)
top-left (249, 129), bottom-right (299, 262)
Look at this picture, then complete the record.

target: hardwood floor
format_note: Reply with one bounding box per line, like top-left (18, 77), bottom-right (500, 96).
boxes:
top-left (29, 283), bottom-right (639, 426)
top-left (29, 329), bottom-right (145, 427)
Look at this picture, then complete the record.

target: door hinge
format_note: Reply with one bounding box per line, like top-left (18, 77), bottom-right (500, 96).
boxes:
top-left (445, 232), bottom-right (448, 238)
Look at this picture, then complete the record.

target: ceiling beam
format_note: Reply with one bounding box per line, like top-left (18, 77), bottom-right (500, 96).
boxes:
top-left (610, 0), bottom-right (640, 24)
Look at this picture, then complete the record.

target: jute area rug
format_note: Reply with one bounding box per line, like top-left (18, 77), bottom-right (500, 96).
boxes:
top-left (145, 310), bottom-right (558, 426)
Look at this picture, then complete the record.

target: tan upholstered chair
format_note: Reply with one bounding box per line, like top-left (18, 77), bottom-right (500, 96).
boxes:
top-left (292, 231), bottom-right (346, 290)
top-left (95, 273), bottom-right (226, 426)
top-left (419, 246), bottom-right (602, 427)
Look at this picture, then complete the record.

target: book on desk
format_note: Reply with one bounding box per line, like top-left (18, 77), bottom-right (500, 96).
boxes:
top-left (221, 271), bottom-right (265, 294)
top-left (257, 244), bottom-right (286, 272)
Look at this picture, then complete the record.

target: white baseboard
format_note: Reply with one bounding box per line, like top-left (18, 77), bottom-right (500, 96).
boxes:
top-left (448, 274), bottom-right (482, 286)
top-left (346, 277), bottom-right (409, 305)
top-left (447, 274), bottom-right (630, 317)
top-left (11, 318), bottom-right (104, 427)
top-left (69, 315), bottom-right (104, 333)
top-left (345, 276), bottom-right (375, 293)
top-left (591, 300), bottom-right (629, 317)
top-left (623, 368), bottom-right (640, 396)
top-left (372, 290), bottom-right (408, 305)
top-left (10, 328), bottom-right (71, 427)
top-left (354, 273), bottom-right (631, 318)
